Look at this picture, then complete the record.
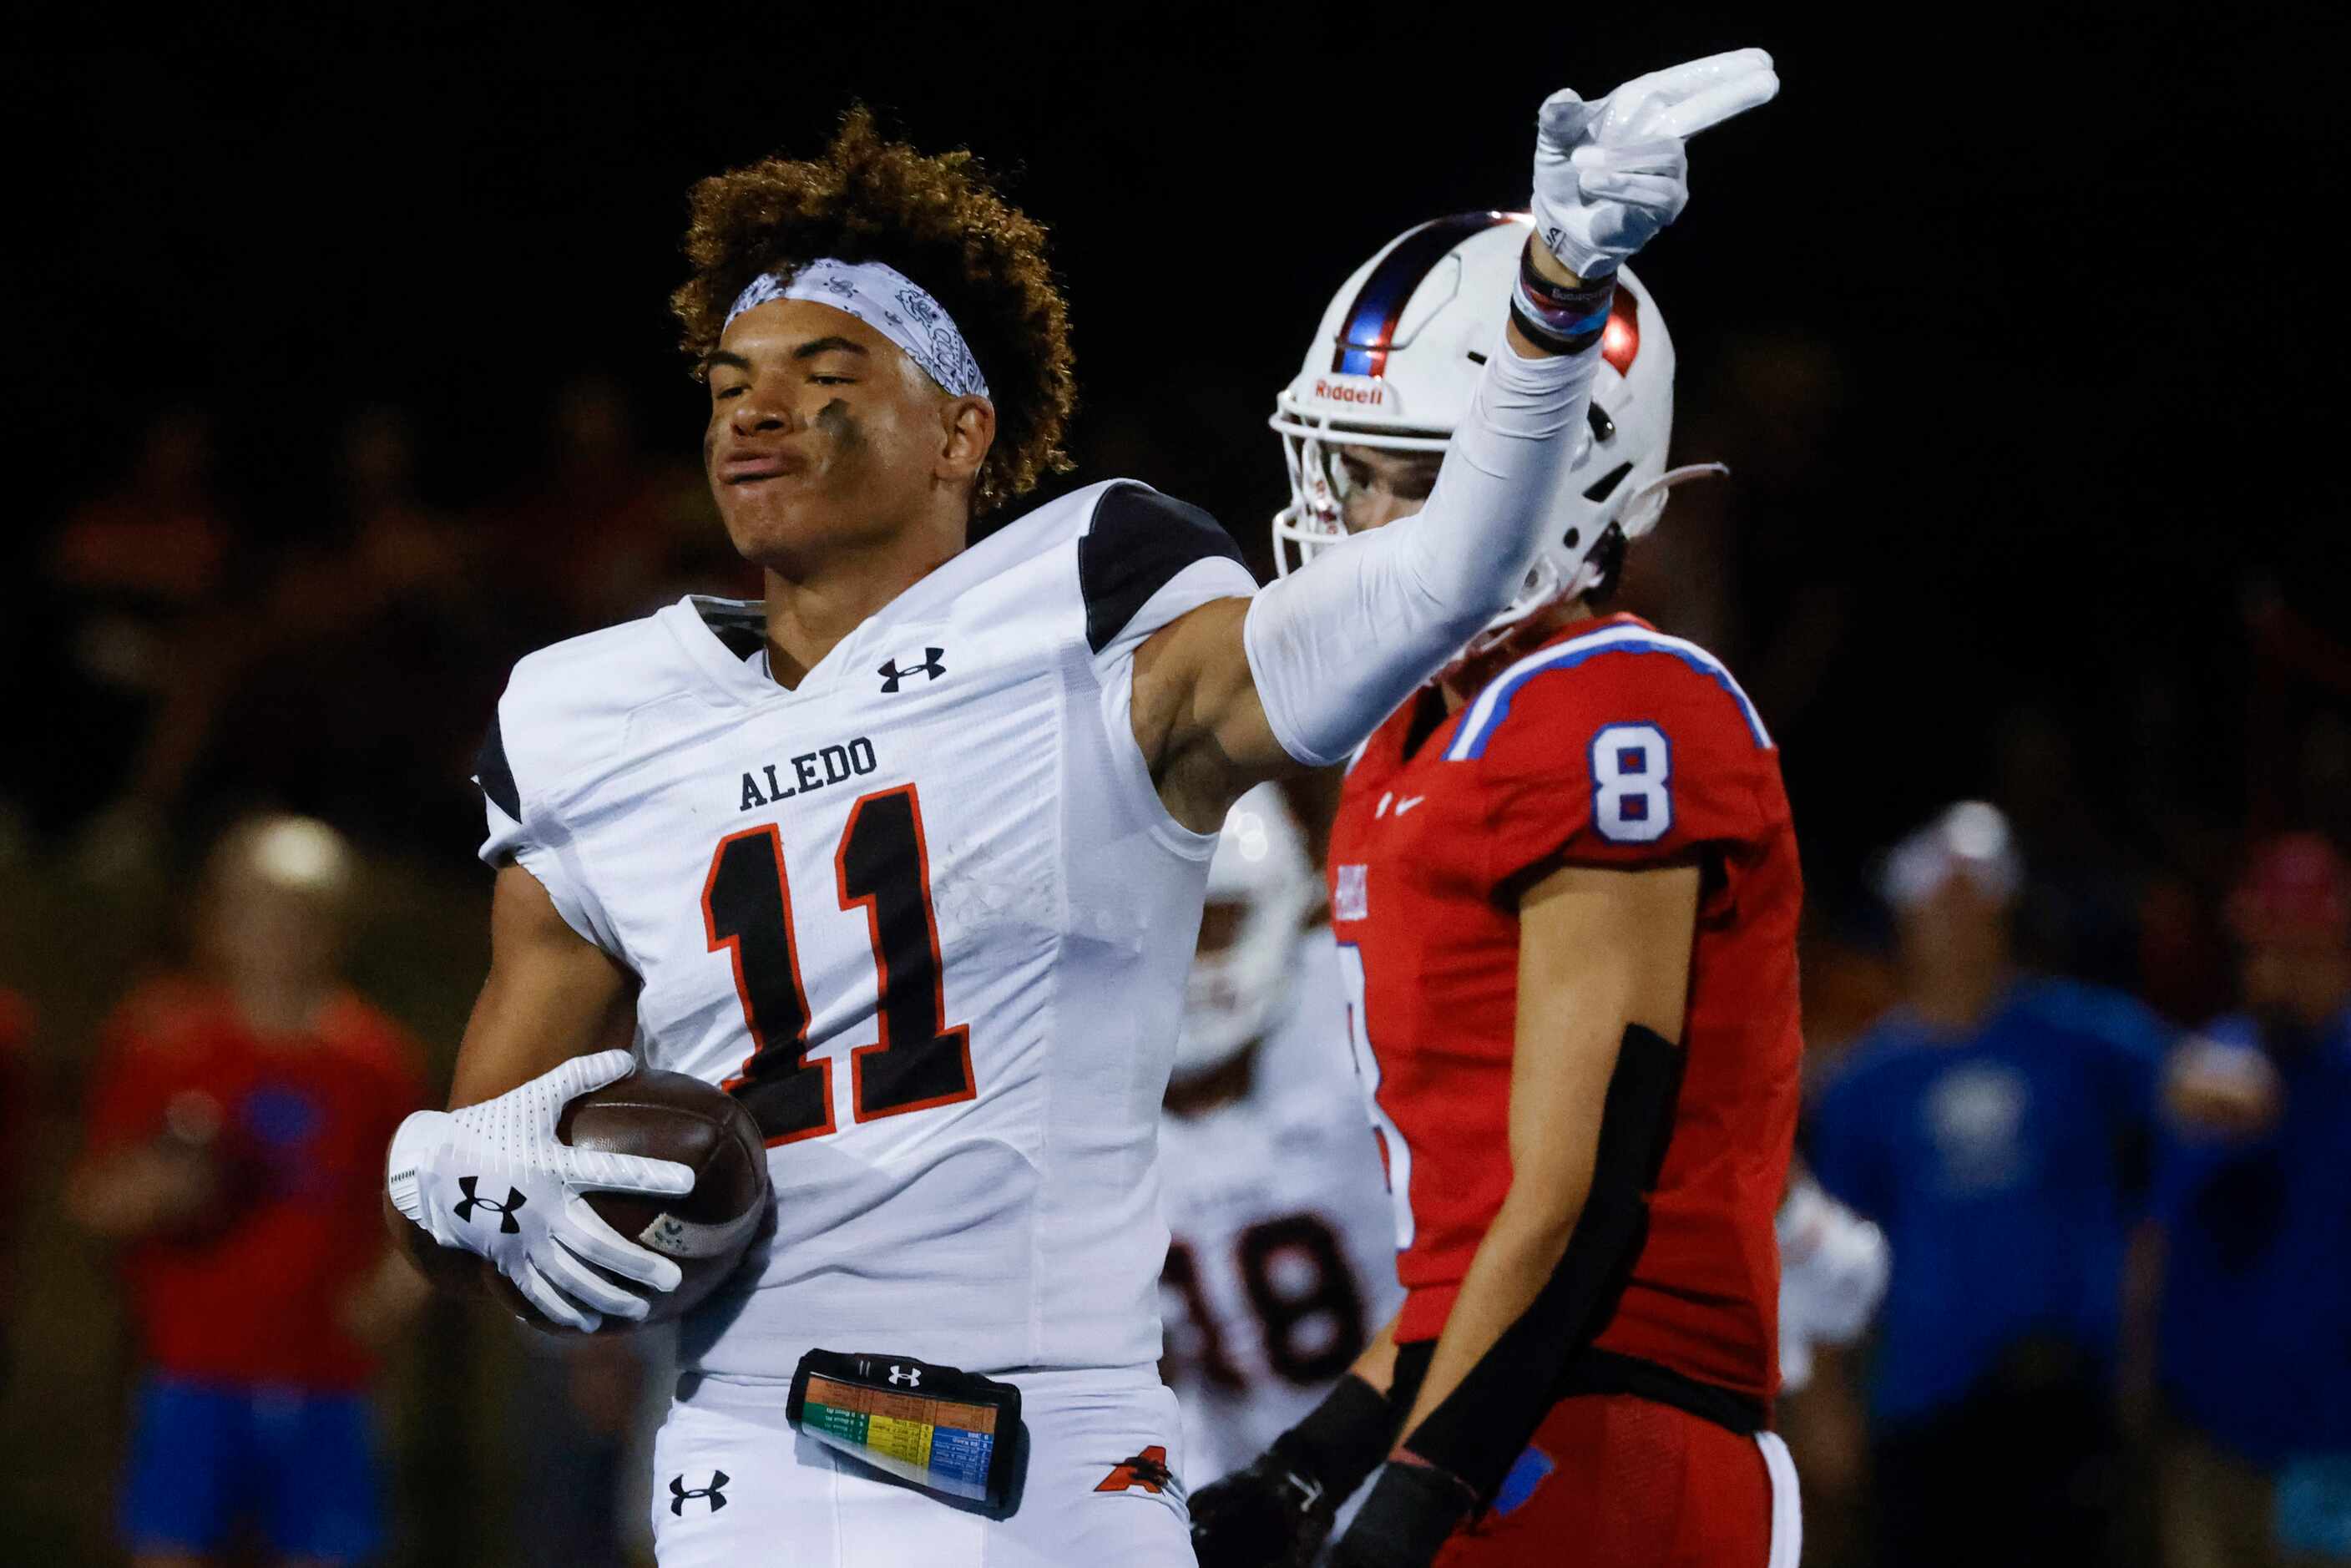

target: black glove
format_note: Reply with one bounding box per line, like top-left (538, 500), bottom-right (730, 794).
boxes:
top-left (1187, 1453), bottom-right (1334, 1568)
top-left (1191, 1373), bottom-right (1395, 1568)
top-left (1327, 1457), bottom-right (1477, 1568)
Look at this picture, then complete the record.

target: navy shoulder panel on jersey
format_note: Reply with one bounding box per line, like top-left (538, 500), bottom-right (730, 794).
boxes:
top-left (1077, 482), bottom-right (1247, 655)
top-left (475, 716), bottom-right (522, 821)
top-left (472, 609), bottom-right (687, 824)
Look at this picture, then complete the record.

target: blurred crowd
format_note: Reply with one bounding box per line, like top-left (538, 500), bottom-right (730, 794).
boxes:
top-left (0, 364), bottom-right (2348, 1568)
top-left (11, 383), bottom-right (755, 870)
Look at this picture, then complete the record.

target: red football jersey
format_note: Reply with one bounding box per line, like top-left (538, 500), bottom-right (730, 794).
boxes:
top-left (1327, 612), bottom-right (1802, 1401)
top-left (81, 978), bottom-right (426, 1389)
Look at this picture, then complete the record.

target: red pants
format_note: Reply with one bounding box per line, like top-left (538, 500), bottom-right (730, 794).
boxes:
top-left (1434, 1393), bottom-right (1777, 1567)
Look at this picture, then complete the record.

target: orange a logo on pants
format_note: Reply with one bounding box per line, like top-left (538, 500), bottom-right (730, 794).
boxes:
top-left (1095, 1446), bottom-right (1173, 1494)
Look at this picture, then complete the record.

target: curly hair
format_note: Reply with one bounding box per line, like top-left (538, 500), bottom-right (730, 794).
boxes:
top-left (673, 109), bottom-right (1076, 516)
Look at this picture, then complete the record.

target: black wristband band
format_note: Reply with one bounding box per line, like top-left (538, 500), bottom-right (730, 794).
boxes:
top-left (1267, 1373), bottom-right (1398, 1506)
top-left (1509, 296), bottom-right (1605, 354)
top-left (1516, 242), bottom-right (1616, 316)
top-left (1512, 242), bottom-right (1615, 354)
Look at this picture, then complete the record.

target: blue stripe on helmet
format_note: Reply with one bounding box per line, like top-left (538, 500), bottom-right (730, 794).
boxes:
top-left (1333, 211), bottom-right (1518, 377)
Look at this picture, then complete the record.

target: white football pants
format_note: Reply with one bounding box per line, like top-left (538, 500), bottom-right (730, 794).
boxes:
top-left (650, 1366), bottom-right (1191, 1566)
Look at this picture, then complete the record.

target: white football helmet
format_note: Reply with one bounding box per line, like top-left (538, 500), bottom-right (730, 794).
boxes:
top-left (1172, 784), bottom-right (1318, 1080)
top-left (1271, 212), bottom-right (1721, 656)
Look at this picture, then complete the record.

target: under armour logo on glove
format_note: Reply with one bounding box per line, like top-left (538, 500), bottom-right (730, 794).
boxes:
top-left (887, 1363), bottom-right (921, 1387)
top-left (1096, 1447), bottom-right (1174, 1495)
top-left (453, 1176), bottom-right (527, 1234)
top-left (670, 1471), bottom-right (730, 1515)
top-left (877, 649), bottom-right (946, 691)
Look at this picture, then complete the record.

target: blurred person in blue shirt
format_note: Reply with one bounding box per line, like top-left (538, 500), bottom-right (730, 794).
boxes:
top-left (1809, 802), bottom-right (2172, 1568)
top-left (2154, 834), bottom-right (2351, 1568)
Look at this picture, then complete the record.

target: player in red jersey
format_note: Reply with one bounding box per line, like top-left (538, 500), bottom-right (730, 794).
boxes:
top-left (68, 816), bottom-right (427, 1568)
top-left (1191, 214), bottom-right (1802, 1565)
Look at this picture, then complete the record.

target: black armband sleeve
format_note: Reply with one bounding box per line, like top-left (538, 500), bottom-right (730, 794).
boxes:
top-left (1267, 1372), bottom-right (1402, 1508)
top-left (1398, 1023), bottom-right (1685, 1505)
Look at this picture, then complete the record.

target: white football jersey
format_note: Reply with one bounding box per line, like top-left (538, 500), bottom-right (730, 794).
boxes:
top-left (475, 479), bottom-right (1257, 1382)
top-left (1156, 932), bottom-right (1403, 1484)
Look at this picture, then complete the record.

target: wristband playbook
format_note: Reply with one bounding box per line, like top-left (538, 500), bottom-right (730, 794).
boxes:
top-left (786, 1349), bottom-right (1024, 1513)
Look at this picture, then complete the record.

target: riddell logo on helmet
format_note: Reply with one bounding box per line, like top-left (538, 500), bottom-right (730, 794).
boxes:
top-left (1311, 376), bottom-right (1384, 407)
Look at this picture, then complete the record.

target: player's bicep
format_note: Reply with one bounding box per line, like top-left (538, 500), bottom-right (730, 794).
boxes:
top-left (449, 862), bottom-right (637, 1109)
top-left (1505, 862), bottom-right (1699, 1201)
top-left (1130, 598), bottom-right (1297, 831)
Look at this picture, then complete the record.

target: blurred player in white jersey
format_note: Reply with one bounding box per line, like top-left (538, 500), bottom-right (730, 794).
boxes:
top-left (1159, 786), bottom-right (1402, 1485)
top-left (380, 66), bottom-right (1769, 1567)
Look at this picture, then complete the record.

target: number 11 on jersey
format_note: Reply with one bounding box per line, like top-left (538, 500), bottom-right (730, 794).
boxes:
top-left (703, 784), bottom-right (977, 1146)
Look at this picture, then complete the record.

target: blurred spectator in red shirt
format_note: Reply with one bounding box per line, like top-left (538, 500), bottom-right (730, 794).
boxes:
top-left (495, 372), bottom-right (754, 634)
top-left (66, 814), bottom-right (427, 1566)
top-left (99, 406), bottom-right (523, 860)
top-left (23, 408), bottom-right (240, 840)
top-left (47, 406), bottom-right (233, 637)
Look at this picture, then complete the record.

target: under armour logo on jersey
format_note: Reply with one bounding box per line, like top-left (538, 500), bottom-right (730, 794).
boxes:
top-left (1095, 1446), bottom-right (1173, 1495)
top-left (887, 1364), bottom-right (921, 1387)
top-left (453, 1176), bottom-right (526, 1234)
top-left (877, 648), bottom-right (946, 691)
top-left (670, 1471), bottom-right (729, 1515)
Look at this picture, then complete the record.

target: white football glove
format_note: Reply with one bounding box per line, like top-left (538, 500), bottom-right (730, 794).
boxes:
top-left (386, 1050), bottom-right (696, 1333)
top-left (1531, 48), bottom-right (1780, 280)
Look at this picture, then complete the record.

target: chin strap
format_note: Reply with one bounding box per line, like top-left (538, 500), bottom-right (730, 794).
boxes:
top-left (1622, 460), bottom-right (1730, 536)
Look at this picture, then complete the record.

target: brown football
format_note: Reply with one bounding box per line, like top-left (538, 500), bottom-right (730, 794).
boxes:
top-left (387, 1068), bottom-right (769, 1336)
top-left (554, 1068), bottom-right (771, 1329)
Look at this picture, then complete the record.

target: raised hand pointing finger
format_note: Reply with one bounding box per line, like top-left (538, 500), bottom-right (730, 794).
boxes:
top-left (1532, 48), bottom-right (1778, 279)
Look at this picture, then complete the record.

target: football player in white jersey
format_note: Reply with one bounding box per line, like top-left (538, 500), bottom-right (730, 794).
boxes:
top-left (382, 61), bottom-right (1776, 1567)
top-left (1159, 786), bottom-right (1402, 1487)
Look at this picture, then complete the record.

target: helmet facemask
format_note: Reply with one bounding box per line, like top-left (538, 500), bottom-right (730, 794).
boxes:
top-left (1271, 225), bottom-right (1710, 674)
top-left (1269, 410), bottom-right (1451, 580)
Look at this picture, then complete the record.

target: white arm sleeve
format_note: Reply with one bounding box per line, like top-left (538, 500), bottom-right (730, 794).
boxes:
top-left (1240, 331), bottom-right (1602, 766)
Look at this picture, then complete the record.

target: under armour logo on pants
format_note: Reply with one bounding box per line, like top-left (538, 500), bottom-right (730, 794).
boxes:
top-left (453, 1176), bottom-right (526, 1234)
top-left (888, 1364), bottom-right (921, 1387)
top-left (671, 1471), bottom-right (730, 1515)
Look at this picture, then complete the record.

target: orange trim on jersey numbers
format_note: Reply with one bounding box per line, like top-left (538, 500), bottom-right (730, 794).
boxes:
top-left (704, 822), bottom-right (837, 1146)
top-left (836, 782), bottom-right (978, 1123)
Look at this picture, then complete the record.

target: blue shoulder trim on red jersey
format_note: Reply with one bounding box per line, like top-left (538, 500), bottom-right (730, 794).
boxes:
top-left (1445, 624), bottom-right (1773, 760)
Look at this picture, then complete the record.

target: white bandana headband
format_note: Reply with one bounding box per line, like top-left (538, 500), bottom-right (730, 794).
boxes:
top-left (725, 257), bottom-right (990, 401)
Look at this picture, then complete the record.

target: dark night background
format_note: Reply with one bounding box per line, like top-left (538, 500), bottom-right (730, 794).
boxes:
top-left (3, 8), bottom-right (2350, 1563)
top-left (3, 8), bottom-right (2345, 871)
